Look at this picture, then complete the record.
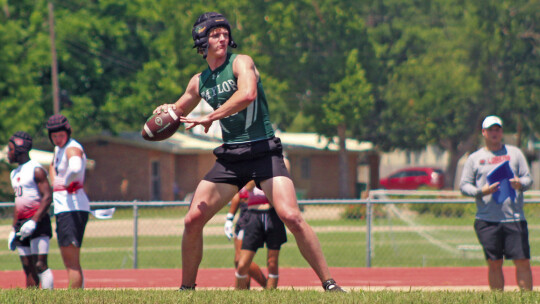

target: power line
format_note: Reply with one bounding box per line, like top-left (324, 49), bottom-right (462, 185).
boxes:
top-left (63, 39), bottom-right (141, 72)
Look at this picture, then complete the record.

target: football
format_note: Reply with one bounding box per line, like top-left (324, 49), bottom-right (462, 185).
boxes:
top-left (141, 109), bottom-right (181, 141)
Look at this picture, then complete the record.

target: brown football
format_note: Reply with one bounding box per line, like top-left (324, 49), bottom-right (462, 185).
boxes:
top-left (141, 109), bottom-right (181, 141)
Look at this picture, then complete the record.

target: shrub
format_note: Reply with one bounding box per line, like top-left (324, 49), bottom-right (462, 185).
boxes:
top-left (409, 203), bottom-right (475, 218)
top-left (342, 204), bottom-right (386, 220)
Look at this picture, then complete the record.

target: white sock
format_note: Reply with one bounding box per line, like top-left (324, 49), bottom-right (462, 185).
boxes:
top-left (38, 268), bottom-right (54, 289)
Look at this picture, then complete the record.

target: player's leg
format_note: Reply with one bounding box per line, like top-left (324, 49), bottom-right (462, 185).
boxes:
top-left (487, 258), bottom-right (504, 290)
top-left (474, 219), bottom-right (504, 290)
top-left (60, 245), bottom-right (83, 288)
top-left (18, 247), bottom-right (39, 288)
top-left (235, 224), bottom-right (266, 287)
top-left (181, 180), bottom-right (238, 288)
top-left (233, 233), bottom-right (242, 268)
top-left (56, 211), bottom-right (87, 289)
top-left (32, 236), bottom-right (54, 289)
top-left (236, 249), bottom-right (257, 289)
top-left (35, 254), bottom-right (53, 289)
top-left (514, 259), bottom-right (532, 290)
top-left (506, 221), bottom-right (532, 290)
top-left (265, 208), bottom-right (287, 289)
top-left (248, 261), bottom-right (267, 288)
top-left (260, 176), bottom-right (332, 283)
top-left (266, 249), bottom-right (280, 289)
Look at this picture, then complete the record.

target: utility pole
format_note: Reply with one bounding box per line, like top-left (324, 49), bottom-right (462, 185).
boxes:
top-left (48, 1), bottom-right (60, 114)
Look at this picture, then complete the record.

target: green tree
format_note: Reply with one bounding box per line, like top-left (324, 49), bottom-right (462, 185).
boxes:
top-left (382, 46), bottom-right (481, 187)
top-left (246, 0), bottom-right (380, 127)
top-left (320, 50), bottom-right (374, 197)
top-left (463, 0), bottom-right (540, 146)
top-left (0, 1), bottom-right (49, 141)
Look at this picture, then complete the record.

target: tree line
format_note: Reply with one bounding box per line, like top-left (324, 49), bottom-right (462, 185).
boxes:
top-left (0, 0), bottom-right (538, 192)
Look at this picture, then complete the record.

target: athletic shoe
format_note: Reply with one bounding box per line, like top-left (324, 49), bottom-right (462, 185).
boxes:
top-left (178, 284), bottom-right (196, 291)
top-left (322, 279), bottom-right (346, 292)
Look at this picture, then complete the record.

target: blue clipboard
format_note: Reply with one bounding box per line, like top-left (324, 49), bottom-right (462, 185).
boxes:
top-left (486, 160), bottom-right (516, 204)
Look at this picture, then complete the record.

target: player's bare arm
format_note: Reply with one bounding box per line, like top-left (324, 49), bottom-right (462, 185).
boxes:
top-left (181, 55), bottom-right (258, 132)
top-left (49, 162), bottom-right (56, 182)
top-left (207, 54), bottom-right (258, 121)
top-left (228, 193), bottom-right (241, 215)
top-left (153, 73), bottom-right (202, 116)
top-left (31, 167), bottom-right (53, 223)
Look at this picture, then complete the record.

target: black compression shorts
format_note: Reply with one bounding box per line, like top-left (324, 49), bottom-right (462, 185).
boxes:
top-left (203, 137), bottom-right (291, 190)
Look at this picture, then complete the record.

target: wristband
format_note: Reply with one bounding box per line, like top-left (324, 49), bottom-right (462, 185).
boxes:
top-left (226, 213), bottom-right (235, 221)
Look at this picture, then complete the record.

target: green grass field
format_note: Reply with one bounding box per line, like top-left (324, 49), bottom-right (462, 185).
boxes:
top-left (1, 289), bottom-right (539, 304)
top-left (1, 204), bottom-right (540, 271)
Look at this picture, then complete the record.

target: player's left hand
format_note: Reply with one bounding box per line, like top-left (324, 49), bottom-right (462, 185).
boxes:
top-left (180, 116), bottom-right (213, 133)
top-left (510, 177), bottom-right (522, 190)
top-left (8, 229), bottom-right (16, 251)
top-left (17, 220), bottom-right (36, 240)
top-left (224, 213), bottom-right (235, 241)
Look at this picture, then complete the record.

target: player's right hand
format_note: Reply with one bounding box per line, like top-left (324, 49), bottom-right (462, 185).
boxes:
top-left (17, 220), bottom-right (36, 240)
top-left (482, 182), bottom-right (500, 195)
top-left (224, 213), bottom-right (234, 241)
top-left (8, 229), bottom-right (16, 251)
top-left (153, 104), bottom-right (176, 114)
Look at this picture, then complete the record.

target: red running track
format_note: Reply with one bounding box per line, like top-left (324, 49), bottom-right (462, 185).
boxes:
top-left (1, 267), bottom-right (539, 290)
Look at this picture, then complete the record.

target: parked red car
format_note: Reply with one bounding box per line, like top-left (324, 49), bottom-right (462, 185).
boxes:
top-left (379, 167), bottom-right (445, 190)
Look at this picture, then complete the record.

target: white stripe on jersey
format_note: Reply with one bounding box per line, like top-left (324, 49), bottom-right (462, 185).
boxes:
top-left (244, 98), bottom-right (258, 131)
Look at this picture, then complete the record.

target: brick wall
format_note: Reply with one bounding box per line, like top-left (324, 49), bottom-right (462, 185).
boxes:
top-left (289, 152), bottom-right (359, 199)
top-left (83, 140), bottom-right (217, 202)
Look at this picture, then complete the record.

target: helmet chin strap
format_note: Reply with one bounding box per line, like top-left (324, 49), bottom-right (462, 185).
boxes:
top-left (203, 44), bottom-right (209, 59)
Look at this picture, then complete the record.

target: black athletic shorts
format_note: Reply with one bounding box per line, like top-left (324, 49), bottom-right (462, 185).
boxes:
top-left (241, 208), bottom-right (287, 252)
top-left (13, 214), bottom-right (53, 247)
top-left (203, 137), bottom-right (291, 190)
top-left (56, 211), bottom-right (89, 248)
top-left (235, 207), bottom-right (248, 236)
top-left (474, 219), bottom-right (530, 260)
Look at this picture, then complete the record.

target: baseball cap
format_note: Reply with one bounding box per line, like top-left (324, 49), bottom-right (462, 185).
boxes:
top-left (482, 115), bottom-right (503, 129)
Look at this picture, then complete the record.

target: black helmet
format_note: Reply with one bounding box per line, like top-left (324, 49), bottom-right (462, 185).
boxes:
top-left (9, 131), bottom-right (32, 161)
top-left (192, 12), bottom-right (237, 57)
top-left (46, 114), bottom-right (71, 144)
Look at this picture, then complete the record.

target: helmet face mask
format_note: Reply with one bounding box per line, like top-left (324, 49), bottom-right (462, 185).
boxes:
top-left (192, 12), bottom-right (237, 58)
top-left (46, 114), bottom-right (71, 144)
top-left (9, 131), bottom-right (32, 163)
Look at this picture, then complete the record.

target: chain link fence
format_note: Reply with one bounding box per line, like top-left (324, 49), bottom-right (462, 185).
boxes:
top-left (1, 190), bottom-right (540, 271)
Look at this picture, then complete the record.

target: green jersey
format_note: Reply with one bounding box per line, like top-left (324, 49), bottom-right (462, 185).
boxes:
top-left (199, 53), bottom-right (274, 144)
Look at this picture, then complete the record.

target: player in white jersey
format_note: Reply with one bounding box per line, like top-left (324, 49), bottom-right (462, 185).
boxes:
top-left (7, 131), bottom-right (54, 289)
top-left (46, 114), bottom-right (90, 289)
